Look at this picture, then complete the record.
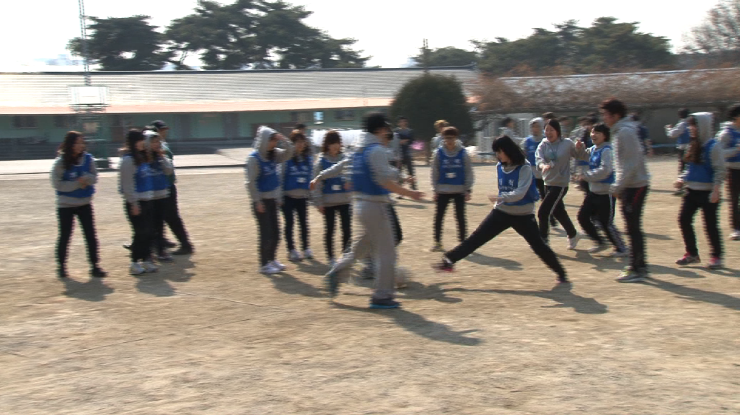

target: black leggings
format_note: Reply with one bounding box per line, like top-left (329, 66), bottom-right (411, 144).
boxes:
top-left (679, 189), bottom-right (722, 258)
top-left (620, 186), bottom-right (649, 271)
top-left (397, 156), bottom-right (417, 190)
top-left (434, 193), bottom-right (466, 243)
top-left (57, 204), bottom-right (100, 268)
top-left (151, 198), bottom-right (167, 256)
top-left (161, 185), bottom-right (192, 248)
top-left (282, 196), bottom-right (309, 252)
top-left (577, 192), bottom-right (626, 251)
top-left (677, 148), bottom-right (686, 175)
top-left (445, 209), bottom-right (566, 278)
top-left (324, 204), bottom-right (352, 260)
top-left (538, 185), bottom-right (577, 240)
top-left (125, 200), bottom-right (155, 262)
top-left (535, 179), bottom-right (557, 226)
top-left (254, 198), bottom-right (280, 266)
top-left (728, 168), bottom-right (740, 231)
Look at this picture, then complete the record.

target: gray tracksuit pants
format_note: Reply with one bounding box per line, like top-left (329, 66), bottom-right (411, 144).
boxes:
top-left (333, 199), bottom-right (396, 300)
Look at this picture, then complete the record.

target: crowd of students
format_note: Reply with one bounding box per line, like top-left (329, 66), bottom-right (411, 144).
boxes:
top-left (51, 101), bottom-right (740, 309)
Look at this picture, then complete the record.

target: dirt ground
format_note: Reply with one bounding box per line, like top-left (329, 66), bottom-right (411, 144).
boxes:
top-left (0, 156), bottom-right (738, 415)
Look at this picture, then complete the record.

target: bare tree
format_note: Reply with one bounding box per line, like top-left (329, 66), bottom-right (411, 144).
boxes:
top-left (682, 0), bottom-right (740, 64)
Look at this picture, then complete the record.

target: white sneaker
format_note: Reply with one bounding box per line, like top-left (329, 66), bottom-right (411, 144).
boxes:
top-left (567, 233), bottom-right (582, 250)
top-left (271, 260), bottom-right (287, 271)
top-left (260, 263), bottom-right (280, 274)
top-left (730, 230), bottom-right (740, 241)
top-left (130, 262), bottom-right (145, 275)
top-left (288, 249), bottom-right (302, 262)
top-left (303, 248), bottom-right (314, 259)
top-left (143, 261), bottom-right (158, 273)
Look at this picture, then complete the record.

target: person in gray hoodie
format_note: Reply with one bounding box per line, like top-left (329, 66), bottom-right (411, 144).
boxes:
top-left (717, 104), bottom-right (740, 240)
top-left (522, 117), bottom-right (557, 228)
top-left (600, 98), bottom-right (651, 283)
top-left (245, 126), bottom-right (294, 275)
top-left (430, 126), bottom-right (474, 252)
top-left (51, 131), bottom-right (106, 279)
top-left (535, 119), bottom-right (582, 248)
top-left (674, 113), bottom-right (726, 269)
top-left (281, 131), bottom-right (313, 262)
top-left (312, 130), bottom-right (352, 267)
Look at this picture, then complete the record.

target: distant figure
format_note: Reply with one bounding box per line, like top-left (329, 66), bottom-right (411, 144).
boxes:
top-left (394, 116), bottom-right (417, 191)
top-left (665, 108), bottom-right (692, 188)
top-left (631, 113), bottom-right (653, 157)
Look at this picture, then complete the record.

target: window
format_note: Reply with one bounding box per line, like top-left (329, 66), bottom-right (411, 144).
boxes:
top-left (12, 116), bottom-right (37, 129)
top-left (54, 115), bottom-right (75, 129)
top-left (314, 111), bottom-right (324, 123)
top-left (334, 110), bottom-right (355, 121)
top-left (290, 111), bottom-right (311, 123)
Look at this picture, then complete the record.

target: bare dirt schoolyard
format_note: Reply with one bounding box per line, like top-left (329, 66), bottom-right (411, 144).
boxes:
top-left (0, 157), bottom-right (738, 414)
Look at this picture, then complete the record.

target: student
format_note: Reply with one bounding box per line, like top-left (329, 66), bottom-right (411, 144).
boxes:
top-left (430, 120), bottom-right (450, 151)
top-left (572, 116), bottom-right (596, 192)
top-left (144, 130), bottom-right (174, 263)
top-left (674, 113), bottom-right (726, 269)
top-left (324, 112), bottom-right (423, 309)
top-left (575, 123), bottom-right (627, 256)
top-left (430, 126), bottom-right (473, 252)
top-left (522, 117), bottom-right (557, 228)
top-left (600, 98), bottom-right (651, 283)
top-left (631, 113), bottom-right (653, 157)
top-left (312, 130), bottom-right (352, 267)
top-left (665, 108), bottom-right (692, 180)
top-left (119, 129), bottom-right (171, 275)
top-left (717, 104), bottom-right (740, 241)
top-left (394, 116), bottom-right (417, 191)
top-left (500, 117), bottom-right (518, 144)
top-left (51, 131), bottom-right (106, 279)
top-left (433, 135), bottom-right (568, 284)
top-left (535, 119), bottom-right (581, 248)
top-left (245, 126), bottom-right (294, 274)
top-left (282, 131), bottom-right (313, 262)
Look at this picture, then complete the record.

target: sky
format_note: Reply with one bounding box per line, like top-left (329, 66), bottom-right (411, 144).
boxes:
top-left (1, 0), bottom-right (721, 71)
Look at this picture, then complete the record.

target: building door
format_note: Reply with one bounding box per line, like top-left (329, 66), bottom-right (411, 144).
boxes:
top-left (173, 114), bottom-right (192, 141)
top-left (223, 112), bottom-right (239, 140)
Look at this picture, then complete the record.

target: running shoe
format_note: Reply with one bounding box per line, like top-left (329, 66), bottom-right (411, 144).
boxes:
top-left (432, 259), bottom-right (454, 272)
top-left (142, 261), bottom-right (159, 273)
top-left (157, 253), bottom-right (174, 263)
top-left (271, 260), bottom-right (287, 271)
top-left (616, 267), bottom-right (647, 283)
top-left (288, 249), bottom-right (302, 262)
top-left (90, 266), bottom-right (107, 278)
top-left (567, 233), bottom-right (582, 250)
top-left (369, 298), bottom-right (401, 309)
top-left (130, 262), bottom-right (146, 275)
top-left (730, 230), bottom-right (740, 241)
top-left (260, 263), bottom-right (281, 275)
top-left (676, 253), bottom-right (701, 266)
top-left (430, 242), bottom-right (444, 252)
top-left (707, 257), bottom-right (723, 270)
top-left (303, 249), bottom-right (314, 259)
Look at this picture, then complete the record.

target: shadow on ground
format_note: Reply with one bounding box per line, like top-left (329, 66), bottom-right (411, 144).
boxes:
top-left (62, 277), bottom-right (115, 302)
top-left (448, 283), bottom-right (608, 314)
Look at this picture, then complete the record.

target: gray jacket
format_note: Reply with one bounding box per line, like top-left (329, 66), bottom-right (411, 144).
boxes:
top-left (610, 117), bottom-right (650, 194)
top-left (718, 123), bottom-right (740, 169)
top-left (50, 154), bottom-right (98, 208)
top-left (245, 126), bottom-right (294, 203)
top-left (578, 143), bottom-right (614, 195)
top-left (535, 137), bottom-right (579, 187)
top-left (312, 152), bottom-right (352, 208)
top-left (666, 119), bottom-right (690, 150)
top-left (495, 163), bottom-right (536, 216)
top-left (680, 112), bottom-right (726, 191)
top-left (430, 141), bottom-right (474, 194)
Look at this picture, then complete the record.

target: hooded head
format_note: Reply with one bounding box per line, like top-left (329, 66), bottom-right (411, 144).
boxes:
top-left (529, 117), bottom-right (544, 137)
top-left (254, 126), bottom-right (279, 159)
top-left (690, 112), bottom-right (714, 144)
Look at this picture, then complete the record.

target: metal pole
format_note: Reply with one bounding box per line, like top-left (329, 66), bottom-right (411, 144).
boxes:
top-left (77, 0), bottom-right (91, 86)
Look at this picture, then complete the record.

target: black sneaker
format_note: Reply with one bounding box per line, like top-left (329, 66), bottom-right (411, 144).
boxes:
top-left (432, 259), bottom-right (454, 272)
top-left (123, 244), bottom-right (132, 251)
top-left (370, 298), bottom-right (401, 309)
top-left (171, 246), bottom-right (194, 256)
top-left (163, 239), bottom-right (177, 248)
top-left (90, 266), bottom-right (108, 278)
top-left (57, 267), bottom-right (69, 279)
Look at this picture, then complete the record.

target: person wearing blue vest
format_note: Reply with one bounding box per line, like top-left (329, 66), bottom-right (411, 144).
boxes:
top-left (143, 130), bottom-right (174, 263)
top-left (430, 126), bottom-right (473, 252)
top-left (324, 112), bottom-right (424, 309)
top-left (666, 108), bottom-right (692, 195)
top-left (51, 131), bottom-right (106, 280)
top-left (674, 113), bottom-right (726, 269)
top-left (246, 126), bottom-right (294, 275)
top-left (312, 130), bottom-right (352, 267)
top-left (718, 104), bottom-right (740, 240)
top-left (575, 123), bottom-right (627, 256)
top-left (282, 131), bottom-right (313, 262)
top-left (119, 129), bottom-right (172, 275)
top-left (433, 135), bottom-right (568, 284)
top-left (522, 117), bottom-right (557, 228)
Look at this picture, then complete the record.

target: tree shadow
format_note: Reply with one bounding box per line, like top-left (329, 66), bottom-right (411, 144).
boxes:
top-left (332, 302), bottom-right (482, 346)
top-left (62, 277), bottom-right (114, 302)
top-left (645, 277), bottom-right (740, 311)
top-left (265, 272), bottom-right (324, 298)
top-left (448, 283), bottom-right (608, 314)
top-left (463, 252), bottom-right (523, 271)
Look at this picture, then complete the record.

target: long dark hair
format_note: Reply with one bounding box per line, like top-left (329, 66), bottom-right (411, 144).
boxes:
top-left (120, 129), bottom-right (147, 166)
top-left (592, 123), bottom-right (611, 142)
top-left (289, 130), bottom-right (311, 162)
top-left (58, 131), bottom-right (83, 170)
top-left (322, 130), bottom-right (342, 154)
top-left (545, 119), bottom-right (562, 138)
top-left (492, 135), bottom-right (526, 166)
top-left (684, 116), bottom-right (702, 164)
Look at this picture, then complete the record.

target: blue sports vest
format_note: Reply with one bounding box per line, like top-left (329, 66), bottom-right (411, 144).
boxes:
top-left (252, 151), bottom-right (279, 192)
top-left (352, 144), bottom-right (390, 196)
top-left (589, 145), bottom-right (615, 184)
top-left (57, 153), bottom-right (95, 198)
top-left (150, 159), bottom-right (170, 192)
top-left (438, 148), bottom-right (466, 185)
top-left (283, 156), bottom-right (312, 191)
top-left (497, 164), bottom-right (540, 206)
top-left (677, 127), bottom-right (691, 146)
top-left (725, 126), bottom-right (740, 163)
top-left (522, 137), bottom-right (539, 168)
top-left (685, 140), bottom-right (717, 184)
top-left (321, 156), bottom-right (349, 194)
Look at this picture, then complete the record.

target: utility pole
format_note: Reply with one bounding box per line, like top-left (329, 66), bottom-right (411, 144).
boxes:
top-left (77, 0), bottom-right (91, 86)
top-left (422, 39), bottom-right (430, 74)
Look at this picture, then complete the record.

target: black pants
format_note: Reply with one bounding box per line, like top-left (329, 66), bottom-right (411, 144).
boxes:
top-left (397, 156), bottom-right (417, 190)
top-left (679, 189), bottom-right (722, 258)
top-left (151, 198), bottom-right (167, 256)
top-left (434, 193), bottom-right (466, 243)
top-left (535, 178), bottom-right (557, 226)
top-left (282, 196), bottom-right (309, 252)
top-left (620, 186), bottom-right (649, 271)
top-left (324, 204), bottom-right (352, 260)
top-left (161, 185), bottom-right (192, 248)
top-left (677, 149), bottom-right (686, 175)
top-left (254, 199), bottom-right (280, 266)
top-left (728, 168), bottom-right (740, 231)
top-left (125, 200), bottom-right (155, 262)
top-left (538, 185), bottom-right (577, 240)
top-left (445, 209), bottom-right (566, 278)
top-left (57, 204), bottom-right (100, 268)
top-left (578, 192), bottom-right (626, 251)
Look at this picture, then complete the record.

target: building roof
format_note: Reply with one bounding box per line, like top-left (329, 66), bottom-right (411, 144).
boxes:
top-left (0, 67), bottom-right (479, 115)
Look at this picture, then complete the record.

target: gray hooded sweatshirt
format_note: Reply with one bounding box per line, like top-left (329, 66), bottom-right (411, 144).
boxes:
top-left (680, 112), bottom-right (726, 191)
top-left (245, 126), bottom-right (294, 203)
top-left (717, 122), bottom-right (740, 169)
top-left (610, 117), bottom-right (650, 194)
top-left (312, 152), bottom-right (352, 208)
top-left (535, 137), bottom-right (579, 187)
top-left (51, 153), bottom-right (98, 208)
top-left (430, 140), bottom-right (474, 194)
top-left (578, 142), bottom-right (614, 195)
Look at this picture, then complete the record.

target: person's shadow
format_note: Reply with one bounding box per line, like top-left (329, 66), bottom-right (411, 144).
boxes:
top-left (294, 258), bottom-right (329, 276)
top-left (332, 302), bottom-right (481, 346)
top-left (645, 277), bottom-right (740, 311)
top-left (463, 252), bottom-right (523, 270)
top-left (448, 283), bottom-right (608, 314)
top-left (135, 273), bottom-right (176, 297)
top-left (62, 277), bottom-right (114, 302)
top-left (345, 280), bottom-right (464, 304)
top-left (265, 272), bottom-right (324, 298)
